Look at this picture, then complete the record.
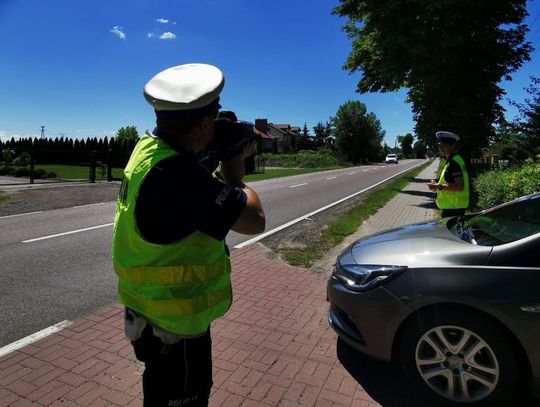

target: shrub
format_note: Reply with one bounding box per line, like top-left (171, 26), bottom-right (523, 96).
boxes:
top-left (14, 167), bottom-right (30, 177)
top-left (262, 149), bottom-right (341, 168)
top-left (474, 159), bottom-right (540, 209)
top-left (33, 168), bottom-right (49, 179)
top-left (0, 166), bottom-right (16, 175)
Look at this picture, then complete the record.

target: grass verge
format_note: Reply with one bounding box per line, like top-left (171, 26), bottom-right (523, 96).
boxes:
top-left (278, 161), bottom-right (433, 268)
top-left (35, 164), bottom-right (125, 180)
top-left (16, 165), bottom-right (343, 182)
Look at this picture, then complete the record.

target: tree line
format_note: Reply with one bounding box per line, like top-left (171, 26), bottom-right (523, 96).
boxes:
top-left (0, 126), bottom-right (139, 166)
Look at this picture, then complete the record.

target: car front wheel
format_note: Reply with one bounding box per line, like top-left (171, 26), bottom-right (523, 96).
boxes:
top-left (399, 310), bottom-right (520, 406)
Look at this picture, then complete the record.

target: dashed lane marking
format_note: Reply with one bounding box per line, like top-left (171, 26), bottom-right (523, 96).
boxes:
top-left (22, 223), bottom-right (114, 243)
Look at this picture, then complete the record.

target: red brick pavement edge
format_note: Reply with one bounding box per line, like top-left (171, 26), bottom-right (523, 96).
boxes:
top-left (0, 244), bottom-right (380, 407)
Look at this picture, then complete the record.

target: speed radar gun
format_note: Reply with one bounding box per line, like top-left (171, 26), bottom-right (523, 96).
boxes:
top-left (203, 110), bottom-right (257, 173)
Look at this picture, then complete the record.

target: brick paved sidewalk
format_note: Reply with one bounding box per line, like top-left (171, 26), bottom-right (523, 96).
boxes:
top-left (0, 161), bottom-right (439, 407)
top-left (0, 244), bottom-right (376, 407)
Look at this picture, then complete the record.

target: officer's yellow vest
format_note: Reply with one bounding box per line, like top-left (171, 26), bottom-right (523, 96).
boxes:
top-left (112, 133), bottom-right (232, 336)
top-left (437, 154), bottom-right (469, 210)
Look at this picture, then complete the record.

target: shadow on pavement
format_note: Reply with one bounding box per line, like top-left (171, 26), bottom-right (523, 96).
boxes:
top-left (408, 178), bottom-right (434, 184)
top-left (399, 190), bottom-right (435, 199)
top-left (336, 338), bottom-right (436, 407)
top-left (336, 338), bottom-right (539, 407)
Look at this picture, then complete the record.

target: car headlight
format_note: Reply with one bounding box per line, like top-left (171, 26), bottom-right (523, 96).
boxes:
top-left (332, 263), bottom-right (407, 291)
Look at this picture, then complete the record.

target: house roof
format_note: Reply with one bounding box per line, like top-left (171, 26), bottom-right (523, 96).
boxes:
top-left (267, 123), bottom-right (288, 135)
top-left (274, 124), bottom-right (291, 130)
top-left (253, 126), bottom-right (276, 139)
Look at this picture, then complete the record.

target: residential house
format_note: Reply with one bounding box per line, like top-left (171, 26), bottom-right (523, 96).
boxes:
top-left (255, 119), bottom-right (300, 153)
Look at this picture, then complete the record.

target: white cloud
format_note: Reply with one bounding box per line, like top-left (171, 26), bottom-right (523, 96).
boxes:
top-left (110, 26), bottom-right (126, 40)
top-left (147, 33), bottom-right (155, 38)
top-left (159, 32), bottom-right (176, 40)
top-left (156, 18), bottom-right (169, 24)
top-left (0, 131), bottom-right (30, 142)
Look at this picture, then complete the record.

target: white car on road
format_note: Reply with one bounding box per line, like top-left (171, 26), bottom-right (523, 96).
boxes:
top-left (385, 154), bottom-right (398, 164)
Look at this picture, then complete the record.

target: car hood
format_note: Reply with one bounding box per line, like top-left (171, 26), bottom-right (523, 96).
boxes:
top-left (343, 221), bottom-right (492, 267)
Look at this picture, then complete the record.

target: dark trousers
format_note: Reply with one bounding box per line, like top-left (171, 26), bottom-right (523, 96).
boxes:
top-left (132, 325), bottom-right (213, 407)
top-left (441, 208), bottom-right (466, 218)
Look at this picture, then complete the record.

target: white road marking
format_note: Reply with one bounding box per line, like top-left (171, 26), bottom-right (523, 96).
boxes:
top-left (348, 172), bottom-right (356, 175)
top-left (362, 169), bottom-right (369, 172)
top-left (0, 320), bottom-right (72, 358)
top-left (72, 202), bottom-right (106, 209)
top-left (234, 162), bottom-right (426, 249)
top-left (0, 211), bottom-right (43, 219)
top-left (289, 183), bottom-right (308, 188)
top-left (22, 223), bottom-right (114, 243)
top-left (326, 177), bottom-right (337, 180)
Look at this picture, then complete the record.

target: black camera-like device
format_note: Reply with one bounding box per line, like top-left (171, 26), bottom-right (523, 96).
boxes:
top-left (207, 111), bottom-right (257, 161)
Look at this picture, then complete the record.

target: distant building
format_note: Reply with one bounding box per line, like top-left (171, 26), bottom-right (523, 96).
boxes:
top-left (255, 119), bottom-right (300, 153)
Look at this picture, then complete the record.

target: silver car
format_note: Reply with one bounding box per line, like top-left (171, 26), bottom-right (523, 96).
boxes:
top-left (327, 192), bottom-right (540, 406)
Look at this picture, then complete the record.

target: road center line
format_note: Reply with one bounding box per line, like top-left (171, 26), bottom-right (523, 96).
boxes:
top-left (72, 202), bottom-right (106, 209)
top-left (234, 162), bottom-right (426, 249)
top-left (0, 320), bottom-right (72, 358)
top-left (289, 183), bottom-right (308, 188)
top-left (22, 223), bottom-right (114, 243)
top-left (326, 177), bottom-right (337, 180)
top-left (348, 172), bottom-right (356, 175)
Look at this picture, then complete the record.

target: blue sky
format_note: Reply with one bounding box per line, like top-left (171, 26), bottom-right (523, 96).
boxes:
top-left (1, 0), bottom-right (539, 147)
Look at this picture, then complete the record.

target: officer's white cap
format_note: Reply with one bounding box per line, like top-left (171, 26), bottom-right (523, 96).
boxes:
top-left (436, 131), bottom-right (460, 143)
top-left (143, 63), bottom-right (224, 113)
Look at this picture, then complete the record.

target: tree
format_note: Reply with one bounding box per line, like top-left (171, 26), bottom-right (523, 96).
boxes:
top-left (397, 133), bottom-right (414, 158)
top-left (510, 76), bottom-right (540, 156)
top-left (302, 123), bottom-right (310, 137)
top-left (333, 100), bottom-right (384, 164)
top-left (312, 122), bottom-right (327, 147)
top-left (115, 126), bottom-right (139, 145)
top-left (333, 0), bottom-right (532, 161)
top-left (413, 139), bottom-right (427, 159)
top-left (2, 148), bottom-right (15, 164)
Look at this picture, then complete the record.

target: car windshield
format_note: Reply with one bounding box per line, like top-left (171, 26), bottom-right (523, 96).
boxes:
top-left (452, 195), bottom-right (540, 246)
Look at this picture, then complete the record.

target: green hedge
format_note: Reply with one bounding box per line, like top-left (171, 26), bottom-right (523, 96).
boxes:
top-left (262, 149), bottom-right (342, 168)
top-left (474, 159), bottom-right (540, 209)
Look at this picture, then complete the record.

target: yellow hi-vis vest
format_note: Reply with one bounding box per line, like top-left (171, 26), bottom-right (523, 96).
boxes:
top-left (112, 133), bottom-right (232, 336)
top-left (436, 154), bottom-right (470, 210)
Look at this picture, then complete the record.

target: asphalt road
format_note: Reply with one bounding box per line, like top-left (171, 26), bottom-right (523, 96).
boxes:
top-left (0, 159), bottom-right (426, 347)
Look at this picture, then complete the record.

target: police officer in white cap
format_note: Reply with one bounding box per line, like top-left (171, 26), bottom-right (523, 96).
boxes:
top-left (427, 131), bottom-right (470, 217)
top-left (112, 63), bottom-right (265, 406)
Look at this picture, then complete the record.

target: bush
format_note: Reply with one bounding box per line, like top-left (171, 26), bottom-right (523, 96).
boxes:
top-left (12, 153), bottom-right (31, 166)
top-left (33, 168), bottom-right (56, 179)
top-left (262, 149), bottom-right (341, 168)
top-left (474, 159), bottom-right (540, 209)
top-left (14, 167), bottom-right (30, 177)
top-left (0, 166), bottom-right (15, 175)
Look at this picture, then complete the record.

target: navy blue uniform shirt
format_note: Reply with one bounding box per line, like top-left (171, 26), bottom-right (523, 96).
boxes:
top-left (135, 149), bottom-right (247, 244)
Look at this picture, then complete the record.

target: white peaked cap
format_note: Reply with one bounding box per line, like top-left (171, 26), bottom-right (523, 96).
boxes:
top-left (143, 63), bottom-right (224, 111)
top-left (436, 131), bottom-right (460, 142)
